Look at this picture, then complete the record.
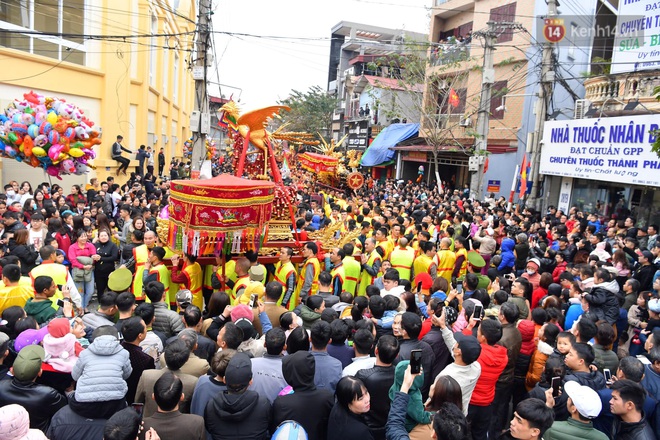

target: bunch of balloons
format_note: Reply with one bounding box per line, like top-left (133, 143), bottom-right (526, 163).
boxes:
top-left (0, 91), bottom-right (100, 179)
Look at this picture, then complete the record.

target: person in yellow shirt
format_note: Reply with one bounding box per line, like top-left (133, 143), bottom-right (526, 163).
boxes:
top-left (142, 246), bottom-right (173, 307)
top-left (436, 237), bottom-right (456, 285)
top-left (413, 241), bottom-right (438, 280)
top-left (390, 237), bottom-right (415, 282)
top-left (170, 253), bottom-right (204, 310)
top-left (274, 247), bottom-right (297, 310)
top-left (341, 243), bottom-right (361, 297)
top-left (325, 247), bottom-right (345, 297)
top-left (229, 257), bottom-right (251, 305)
top-left (358, 238), bottom-right (381, 297)
top-left (375, 227), bottom-right (393, 261)
top-left (0, 264), bottom-right (34, 314)
top-left (294, 242), bottom-right (321, 305)
top-left (131, 230), bottom-right (157, 301)
top-left (452, 236), bottom-right (469, 281)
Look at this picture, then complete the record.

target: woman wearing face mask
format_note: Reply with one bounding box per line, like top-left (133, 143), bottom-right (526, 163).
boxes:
top-left (521, 258), bottom-right (541, 290)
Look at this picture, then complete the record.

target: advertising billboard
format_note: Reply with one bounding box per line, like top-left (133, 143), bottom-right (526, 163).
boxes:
top-left (610, 0), bottom-right (660, 74)
top-left (540, 115), bottom-right (660, 187)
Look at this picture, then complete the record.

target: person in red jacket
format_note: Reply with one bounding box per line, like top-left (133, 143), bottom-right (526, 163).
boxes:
top-left (463, 316), bottom-right (508, 440)
top-left (552, 252), bottom-right (568, 283)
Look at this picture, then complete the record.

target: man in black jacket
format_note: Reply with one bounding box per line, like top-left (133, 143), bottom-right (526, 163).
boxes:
top-left (0, 345), bottom-right (66, 433)
top-left (421, 299), bottom-right (452, 382)
top-left (394, 311), bottom-right (434, 400)
top-left (272, 351), bottom-right (334, 440)
top-left (609, 379), bottom-right (656, 440)
top-left (355, 335), bottom-right (399, 440)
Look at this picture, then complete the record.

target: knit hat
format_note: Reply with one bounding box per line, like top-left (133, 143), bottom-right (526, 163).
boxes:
top-left (14, 328), bottom-right (49, 352)
top-left (0, 404), bottom-right (48, 440)
top-left (47, 318), bottom-right (70, 338)
top-left (231, 304), bottom-right (254, 323)
top-left (526, 258), bottom-right (540, 270)
top-left (444, 306), bottom-right (459, 327)
top-left (12, 345), bottom-right (45, 381)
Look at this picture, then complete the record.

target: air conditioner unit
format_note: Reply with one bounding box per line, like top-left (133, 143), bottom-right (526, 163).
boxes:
top-left (459, 117), bottom-right (471, 127)
top-left (574, 99), bottom-right (591, 119)
top-left (344, 67), bottom-right (354, 77)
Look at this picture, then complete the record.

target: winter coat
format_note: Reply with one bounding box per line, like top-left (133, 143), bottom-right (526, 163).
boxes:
top-left (0, 379), bottom-right (67, 433)
top-left (94, 240), bottom-right (118, 277)
top-left (299, 304), bottom-right (321, 331)
top-left (514, 320), bottom-right (535, 380)
top-left (526, 340), bottom-right (554, 390)
top-left (592, 343), bottom-right (619, 373)
top-left (152, 302), bottom-right (185, 338)
top-left (0, 404), bottom-right (49, 440)
top-left (71, 335), bottom-right (132, 402)
top-left (612, 414), bottom-right (656, 440)
top-left (470, 343), bottom-right (508, 406)
top-left (584, 280), bottom-right (620, 325)
top-left (272, 351), bottom-right (334, 440)
top-left (43, 333), bottom-right (79, 373)
top-left (388, 361), bottom-right (432, 431)
top-left (498, 238), bottom-right (516, 272)
top-left (552, 261), bottom-right (568, 282)
top-left (205, 390), bottom-right (271, 440)
top-left (327, 404), bottom-right (374, 440)
top-left (564, 369), bottom-right (607, 391)
top-left (8, 241), bottom-right (39, 275)
top-left (497, 323), bottom-right (522, 386)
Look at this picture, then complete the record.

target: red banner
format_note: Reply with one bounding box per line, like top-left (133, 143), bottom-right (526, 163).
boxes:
top-left (169, 174), bottom-right (275, 231)
top-left (298, 152), bottom-right (338, 174)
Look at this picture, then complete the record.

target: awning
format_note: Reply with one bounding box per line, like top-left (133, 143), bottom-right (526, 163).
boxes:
top-left (360, 123), bottom-right (419, 167)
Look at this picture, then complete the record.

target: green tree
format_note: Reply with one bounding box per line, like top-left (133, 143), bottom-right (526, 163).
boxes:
top-left (366, 39), bottom-right (479, 193)
top-left (278, 86), bottom-right (337, 136)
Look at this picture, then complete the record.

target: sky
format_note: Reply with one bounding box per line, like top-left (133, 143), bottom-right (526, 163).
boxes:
top-left (210, 0), bottom-right (432, 110)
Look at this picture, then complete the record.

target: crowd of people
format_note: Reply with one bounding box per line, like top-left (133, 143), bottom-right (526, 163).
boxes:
top-left (0, 165), bottom-right (658, 440)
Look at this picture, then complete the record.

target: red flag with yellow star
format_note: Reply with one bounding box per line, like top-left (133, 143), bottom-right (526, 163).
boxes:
top-left (448, 88), bottom-right (460, 108)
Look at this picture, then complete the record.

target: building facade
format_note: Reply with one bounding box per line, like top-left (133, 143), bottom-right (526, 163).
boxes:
top-left (327, 21), bottom-right (427, 146)
top-left (0, 0), bottom-right (196, 185)
top-left (540, 0), bottom-right (660, 227)
top-left (423, 0), bottom-right (592, 195)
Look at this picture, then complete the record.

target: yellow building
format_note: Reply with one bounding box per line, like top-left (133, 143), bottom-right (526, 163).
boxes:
top-left (0, 0), bottom-right (196, 186)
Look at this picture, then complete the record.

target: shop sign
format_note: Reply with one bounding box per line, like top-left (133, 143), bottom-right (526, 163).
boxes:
top-left (405, 151), bottom-right (427, 162)
top-left (347, 120), bottom-right (369, 150)
top-left (540, 115), bottom-right (660, 187)
top-left (487, 180), bottom-right (501, 192)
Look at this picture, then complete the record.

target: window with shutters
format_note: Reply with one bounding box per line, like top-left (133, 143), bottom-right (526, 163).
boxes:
top-left (489, 3), bottom-right (517, 43)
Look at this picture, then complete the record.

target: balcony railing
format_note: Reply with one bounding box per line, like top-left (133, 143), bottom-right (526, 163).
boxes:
top-left (430, 43), bottom-right (471, 67)
top-left (584, 71), bottom-right (660, 107)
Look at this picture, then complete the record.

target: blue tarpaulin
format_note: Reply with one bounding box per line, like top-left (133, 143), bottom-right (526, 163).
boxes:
top-left (360, 123), bottom-right (419, 167)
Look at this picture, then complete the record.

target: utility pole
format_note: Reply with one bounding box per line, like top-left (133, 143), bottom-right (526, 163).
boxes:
top-left (527, 0), bottom-right (557, 209)
top-left (190, 0), bottom-right (212, 179)
top-left (470, 21), bottom-right (497, 201)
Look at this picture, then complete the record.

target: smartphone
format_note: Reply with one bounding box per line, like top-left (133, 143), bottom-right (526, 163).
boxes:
top-left (456, 281), bottom-right (463, 295)
top-left (551, 376), bottom-right (561, 398)
top-left (249, 294), bottom-right (258, 308)
top-left (57, 284), bottom-right (64, 291)
top-left (604, 368), bottom-right (612, 383)
top-left (131, 403), bottom-right (144, 418)
top-left (410, 349), bottom-right (422, 374)
top-left (56, 299), bottom-right (65, 308)
top-left (473, 305), bottom-right (483, 321)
